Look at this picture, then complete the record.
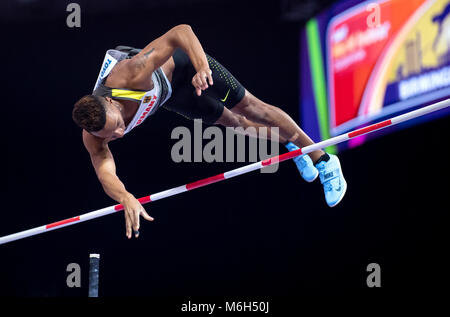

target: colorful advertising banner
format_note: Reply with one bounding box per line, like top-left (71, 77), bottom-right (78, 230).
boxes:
top-left (327, 0), bottom-right (450, 135)
top-left (300, 0), bottom-right (450, 152)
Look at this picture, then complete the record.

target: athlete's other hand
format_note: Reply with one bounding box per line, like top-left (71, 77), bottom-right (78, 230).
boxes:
top-left (192, 68), bottom-right (213, 96)
top-left (121, 193), bottom-right (154, 239)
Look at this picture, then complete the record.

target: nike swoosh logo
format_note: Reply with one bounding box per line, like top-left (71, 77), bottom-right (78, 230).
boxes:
top-left (336, 179), bottom-right (342, 191)
top-left (221, 89), bottom-right (231, 102)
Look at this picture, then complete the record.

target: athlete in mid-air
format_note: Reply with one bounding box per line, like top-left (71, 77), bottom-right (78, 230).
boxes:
top-left (72, 25), bottom-right (347, 239)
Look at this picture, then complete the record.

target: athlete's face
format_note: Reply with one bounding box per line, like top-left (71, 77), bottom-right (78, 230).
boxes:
top-left (91, 98), bottom-right (126, 141)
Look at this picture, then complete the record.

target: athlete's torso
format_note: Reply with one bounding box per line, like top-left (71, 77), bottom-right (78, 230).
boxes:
top-left (92, 48), bottom-right (175, 135)
top-left (106, 58), bottom-right (175, 128)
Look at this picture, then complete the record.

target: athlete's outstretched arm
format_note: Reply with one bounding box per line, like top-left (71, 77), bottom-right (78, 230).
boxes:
top-left (82, 130), bottom-right (153, 239)
top-left (128, 24), bottom-right (213, 95)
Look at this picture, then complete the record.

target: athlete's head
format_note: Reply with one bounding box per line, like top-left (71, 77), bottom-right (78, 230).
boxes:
top-left (72, 95), bottom-right (126, 140)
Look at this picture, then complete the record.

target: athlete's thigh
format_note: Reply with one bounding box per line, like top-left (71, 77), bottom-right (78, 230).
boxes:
top-left (164, 53), bottom-right (246, 124)
top-left (206, 54), bottom-right (245, 109)
top-left (163, 85), bottom-right (225, 125)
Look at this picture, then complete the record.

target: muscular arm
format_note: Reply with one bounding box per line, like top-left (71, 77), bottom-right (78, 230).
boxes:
top-left (82, 130), bottom-right (131, 203)
top-left (127, 24), bottom-right (213, 94)
top-left (82, 130), bottom-right (153, 238)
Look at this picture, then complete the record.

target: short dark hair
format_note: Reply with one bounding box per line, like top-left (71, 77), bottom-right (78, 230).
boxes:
top-left (72, 95), bottom-right (107, 132)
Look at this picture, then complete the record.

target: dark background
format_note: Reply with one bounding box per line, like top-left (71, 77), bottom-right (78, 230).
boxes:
top-left (1, 0), bottom-right (449, 299)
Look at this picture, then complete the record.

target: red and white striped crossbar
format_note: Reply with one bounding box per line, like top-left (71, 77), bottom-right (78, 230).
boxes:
top-left (1, 98), bottom-right (449, 245)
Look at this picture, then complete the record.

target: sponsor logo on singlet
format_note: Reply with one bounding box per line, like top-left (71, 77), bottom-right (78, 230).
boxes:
top-left (100, 58), bottom-right (112, 78)
top-left (136, 95), bottom-right (157, 126)
top-left (94, 57), bottom-right (114, 91)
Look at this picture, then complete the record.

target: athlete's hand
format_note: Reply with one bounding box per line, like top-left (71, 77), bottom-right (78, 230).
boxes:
top-left (192, 68), bottom-right (213, 96)
top-left (121, 194), bottom-right (154, 239)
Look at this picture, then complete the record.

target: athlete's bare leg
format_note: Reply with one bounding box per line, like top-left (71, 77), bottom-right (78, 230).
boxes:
top-left (216, 90), bottom-right (325, 163)
top-left (215, 107), bottom-right (286, 142)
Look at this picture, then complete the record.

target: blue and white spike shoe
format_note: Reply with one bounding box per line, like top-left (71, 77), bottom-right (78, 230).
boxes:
top-left (285, 142), bottom-right (319, 183)
top-left (315, 154), bottom-right (347, 207)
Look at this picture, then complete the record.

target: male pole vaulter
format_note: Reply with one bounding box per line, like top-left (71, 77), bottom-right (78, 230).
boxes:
top-left (72, 25), bottom-right (347, 239)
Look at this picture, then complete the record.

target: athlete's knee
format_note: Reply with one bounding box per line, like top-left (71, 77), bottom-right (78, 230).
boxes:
top-left (248, 102), bottom-right (278, 125)
top-left (238, 95), bottom-right (275, 123)
top-left (216, 109), bottom-right (248, 128)
top-left (231, 113), bottom-right (249, 128)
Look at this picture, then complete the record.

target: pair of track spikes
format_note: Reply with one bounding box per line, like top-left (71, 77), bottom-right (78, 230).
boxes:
top-left (285, 142), bottom-right (347, 207)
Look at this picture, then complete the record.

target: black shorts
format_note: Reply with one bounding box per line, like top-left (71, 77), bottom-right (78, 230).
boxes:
top-left (162, 49), bottom-right (246, 124)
